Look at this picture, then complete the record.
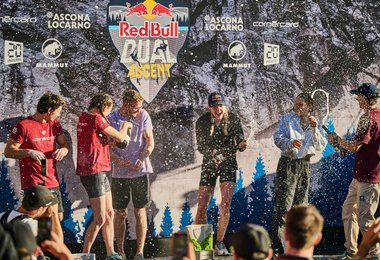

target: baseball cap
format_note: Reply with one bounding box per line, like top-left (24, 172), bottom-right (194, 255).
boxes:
top-left (23, 185), bottom-right (58, 209)
top-left (231, 224), bottom-right (271, 260)
top-left (208, 92), bottom-right (225, 106)
top-left (3, 221), bottom-right (37, 257)
top-left (350, 83), bottom-right (379, 99)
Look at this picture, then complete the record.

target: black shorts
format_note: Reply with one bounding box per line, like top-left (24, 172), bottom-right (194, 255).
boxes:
top-left (199, 161), bottom-right (237, 187)
top-left (80, 172), bottom-right (111, 199)
top-left (112, 175), bottom-right (151, 209)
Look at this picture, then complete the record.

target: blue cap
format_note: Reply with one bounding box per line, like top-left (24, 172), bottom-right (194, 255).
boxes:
top-left (208, 92), bottom-right (225, 106)
top-left (350, 83), bottom-right (379, 99)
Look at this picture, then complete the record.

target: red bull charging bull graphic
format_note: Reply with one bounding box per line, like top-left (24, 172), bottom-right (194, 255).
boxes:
top-left (107, 0), bottom-right (190, 102)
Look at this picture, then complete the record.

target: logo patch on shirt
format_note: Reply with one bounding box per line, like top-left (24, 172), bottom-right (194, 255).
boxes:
top-left (12, 127), bottom-right (17, 134)
top-left (41, 130), bottom-right (46, 135)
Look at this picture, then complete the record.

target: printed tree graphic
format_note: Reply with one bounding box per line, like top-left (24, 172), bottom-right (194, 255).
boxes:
top-left (0, 155), bottom-right (17, 211)
top-left (179, 199), bottom-right (193, 231)
top-left (322, 118), bottom-right (336, 158)
top-left (207, 193), bottom-right (219, 232)
top-left (247, 154), bottom-right (273, 229)
top-left (63, 207), bottom-right (80, 243)
top-left (147, 215), bottom-right (157, 238)
top-left (159, 203), bottom-right (174, 237)
top-left (234, 168), bottom-right (244, 194)
top-left (60, 174), bottom-right (72, 220)
top-left (60, 173), bottom-right (79, 243)
top-left (124, 217), bottom-right (131, 240)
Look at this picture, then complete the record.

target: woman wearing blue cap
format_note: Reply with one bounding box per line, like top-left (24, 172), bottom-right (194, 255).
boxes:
top-left (195, 91), bottom-right (248, 256)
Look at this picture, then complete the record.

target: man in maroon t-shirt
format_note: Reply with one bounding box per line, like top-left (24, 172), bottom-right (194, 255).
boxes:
top-left (4, 92), bottom-right (69, 228)
top-left (328, 83), bottom-right (380, 258)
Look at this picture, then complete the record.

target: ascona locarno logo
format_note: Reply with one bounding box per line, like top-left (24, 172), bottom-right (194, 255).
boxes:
top-left (204, 15), bottom-right (243, 31)
top-left (47, 12), bottom-right (91, 29)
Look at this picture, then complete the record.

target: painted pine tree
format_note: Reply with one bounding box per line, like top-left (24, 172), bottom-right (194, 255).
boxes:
top-left (63, 207), bottom-right (80, 243)
top-left (159, 203), bottom-right (174, 237)
top-left (207, 193), bottom-right (219, 233)
top-left (179, 200), bottom-right (193, 231)
top-left (247, 154), bottom-right (272, 229)
top-left (0, 155), bottom-right (17, 211)
top-left (125, 217), bottom-right (131, 240)
top-left (234, 168), bottom-right (243, 194)
top-left (147, 215), bottom-right (157, 238)
top-left (322, 118), bottom-right (336, 158)
top-left (60, 174), bottom-right (72, 220)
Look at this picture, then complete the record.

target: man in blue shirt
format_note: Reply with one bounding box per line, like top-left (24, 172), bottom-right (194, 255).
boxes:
top-left (271, 93), bottom-right (326, 255)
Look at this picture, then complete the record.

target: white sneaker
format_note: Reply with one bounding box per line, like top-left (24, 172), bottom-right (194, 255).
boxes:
top-left (214, 241), bottom-right (230, 256)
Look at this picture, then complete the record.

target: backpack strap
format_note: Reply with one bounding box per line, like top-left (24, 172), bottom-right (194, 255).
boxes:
top-left (0, 211), bottom-right (29, 224)
top-left (0, 211), bottom-right (12, 224)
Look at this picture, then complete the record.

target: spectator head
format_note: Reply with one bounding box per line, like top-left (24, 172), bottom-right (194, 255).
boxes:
top-left (285, 204), bottom-right (324, 250)
top-left (232, 224), bottom-right (272, 260)
top-left (3, 222), bottom-right (37, 260)
top-left (22, 185), bottom-right (58, 215)
top-left (37, 91), bottom-right (65, 121)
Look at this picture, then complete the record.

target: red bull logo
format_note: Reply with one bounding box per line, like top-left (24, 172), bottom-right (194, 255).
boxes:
top-left (126, 2), bottom-right (172, 17)
top-left (107, 0), bottom-right (189, 102)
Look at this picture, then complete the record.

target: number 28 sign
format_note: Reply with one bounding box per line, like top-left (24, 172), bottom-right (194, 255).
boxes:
top-left (4, 40), bottom-right (23, 65)
top-left (264, 43), bottom-right (280, 66)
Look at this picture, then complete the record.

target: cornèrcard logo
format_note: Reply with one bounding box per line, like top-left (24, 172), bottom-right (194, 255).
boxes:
top-left (107, 0), bottom-right (190, 103)
top-left (264, 43), bottom-right (280, 66)
top-left (223, 40), bottom-right (251, 69)
top-left (4, 40), bottom-right (23, 65)
top-left (253, 21), bottom-right (299, 28)
top-left (204, 15), bottom-right (243, 31)
top-left (42, 38), bottom-right (63, 60)
top-left (47, 12), bottom-right (91, 29)
top-left (0, 16), bottom-right (36, 23)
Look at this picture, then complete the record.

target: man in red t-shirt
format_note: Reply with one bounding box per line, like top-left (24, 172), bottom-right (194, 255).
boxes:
top-left (328, 83), bottom-right (380, 258)
top-left (4, 92), bottom-right (69, 228)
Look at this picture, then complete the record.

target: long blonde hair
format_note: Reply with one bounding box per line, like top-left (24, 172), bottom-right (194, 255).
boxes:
top-left (210, 108), bottom-right (229, 136)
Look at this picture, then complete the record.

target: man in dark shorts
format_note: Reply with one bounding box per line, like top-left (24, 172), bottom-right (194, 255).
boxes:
top-left (108, 89), bottom-right (154, 260)
top-left (327, 83), bottom-right (380, 258)
top-left (4, 91), bottom-right (68, 241)
top-left (195, 91), bottom-right (248, 256)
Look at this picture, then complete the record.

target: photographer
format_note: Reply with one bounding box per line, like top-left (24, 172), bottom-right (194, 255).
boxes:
top-left (0, 185), bottom-right (63, 258)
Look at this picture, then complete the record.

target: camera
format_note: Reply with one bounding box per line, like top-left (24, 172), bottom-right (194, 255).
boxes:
top-left (36, 217), bottom-right (52, 245)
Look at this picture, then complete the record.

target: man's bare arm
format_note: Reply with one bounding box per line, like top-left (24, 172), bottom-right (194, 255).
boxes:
top-left (4, 138), bottom-right (46, 160)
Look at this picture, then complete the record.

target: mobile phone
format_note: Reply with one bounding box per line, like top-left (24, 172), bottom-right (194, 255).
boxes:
top-left (36, 217), bottom-right (52, 245)
top-left (172, 232), bottom-right (188, 260)
top-left (40, 159), bottom-right (48, 176)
